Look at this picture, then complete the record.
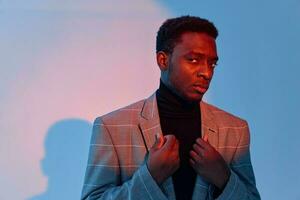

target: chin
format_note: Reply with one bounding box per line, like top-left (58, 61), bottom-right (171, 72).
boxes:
top-left (185, 94), bottom-right (203, 102)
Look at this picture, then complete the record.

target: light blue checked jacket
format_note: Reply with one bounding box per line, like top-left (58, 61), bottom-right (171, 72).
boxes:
top-left (81, 93), bottom-right (260, 200)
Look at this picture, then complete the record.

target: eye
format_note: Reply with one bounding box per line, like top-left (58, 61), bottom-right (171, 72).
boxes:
top-left (187, 58), bottom-right (198, 63)
top-left (210, 62), bottom-right (218, 68)
top-left (208, 60), bottom-right (218, 68)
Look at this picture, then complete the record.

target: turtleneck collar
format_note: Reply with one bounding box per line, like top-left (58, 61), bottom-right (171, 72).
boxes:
top-left (156, 79), bottom-right (200, 118)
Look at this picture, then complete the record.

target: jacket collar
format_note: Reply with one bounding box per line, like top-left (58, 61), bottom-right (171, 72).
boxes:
top-left (139, 92), bottom-right (219, 150)
top-left (138, 92), bottom-right (219, 199)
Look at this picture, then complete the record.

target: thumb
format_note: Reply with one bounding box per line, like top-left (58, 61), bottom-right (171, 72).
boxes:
top-left (152, 133), bottom-right (164, 149)
top-left (203, 133), bottom-right (209, 143)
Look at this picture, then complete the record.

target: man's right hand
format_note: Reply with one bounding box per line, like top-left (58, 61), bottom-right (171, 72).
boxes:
top-left (146, 134), bottom-right (180, 184)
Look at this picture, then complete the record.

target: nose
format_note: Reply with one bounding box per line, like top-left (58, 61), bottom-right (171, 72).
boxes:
top-left (197, 61), bottom-right (213, 80)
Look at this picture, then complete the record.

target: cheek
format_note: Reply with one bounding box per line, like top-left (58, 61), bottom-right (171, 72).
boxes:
top-left (178, 65), bottom-right (196, 83)
top-left (173, 69), bottom-right (194, 89)
top-left (169, 61), bottom-right (195, 87)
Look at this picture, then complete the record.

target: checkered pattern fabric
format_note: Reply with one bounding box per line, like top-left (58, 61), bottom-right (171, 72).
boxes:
top-left (81, 92), bottom-right (260, 200)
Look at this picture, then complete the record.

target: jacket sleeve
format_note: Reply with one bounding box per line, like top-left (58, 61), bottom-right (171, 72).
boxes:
top-left (210, 122), bottom-right (261, 200)
top-left (81, 117), bottom-right (168, 200)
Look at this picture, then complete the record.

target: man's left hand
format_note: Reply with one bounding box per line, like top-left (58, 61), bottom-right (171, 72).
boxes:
top-left (189, 134), bottom-right (231, 190)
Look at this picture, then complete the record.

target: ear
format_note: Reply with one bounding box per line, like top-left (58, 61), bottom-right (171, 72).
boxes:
top-left (156, 51), bottom-right (169, 71)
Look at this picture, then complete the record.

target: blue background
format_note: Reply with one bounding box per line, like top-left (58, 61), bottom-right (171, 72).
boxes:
top-left (1, 0), bottom-right (299, 199)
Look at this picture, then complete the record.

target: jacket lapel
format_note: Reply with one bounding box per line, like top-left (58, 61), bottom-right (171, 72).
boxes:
top-left (138, 93), bottom-right (220, 200)
top-left (138, 92), bottom-right (176, 199)
top-left (138, 92), bottom-right (163, 151)
top-left (192, 101), bottom-right (219, 200)
top-left (138, 94), bottom-right (219, 150)
top-left (200, 101), bottom-right (219, 149)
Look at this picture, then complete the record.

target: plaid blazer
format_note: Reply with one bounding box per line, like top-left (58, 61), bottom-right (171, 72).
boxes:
top-left (81, 92), bottom-right (260, 200)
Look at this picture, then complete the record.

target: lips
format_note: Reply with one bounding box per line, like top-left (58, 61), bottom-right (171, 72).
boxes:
top-left (194, 83), bottom-right (209, 88)
top-left (193, 84), bottom-right (209, 93)
top-left (194, 84), bottom-right (208, 88)
top-left (193, 86), bottom-right (208, 93)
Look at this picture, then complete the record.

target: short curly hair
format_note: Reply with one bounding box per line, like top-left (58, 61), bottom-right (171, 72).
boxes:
top-left (156, 15), bottom-right (218, 54)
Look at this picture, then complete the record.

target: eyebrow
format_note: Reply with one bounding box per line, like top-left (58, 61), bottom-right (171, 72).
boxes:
top-left (185, 52), bottom-right (219, 61)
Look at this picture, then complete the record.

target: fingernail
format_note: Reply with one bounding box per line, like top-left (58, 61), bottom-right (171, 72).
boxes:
top-left (155, 133), bottom-right (158, 141)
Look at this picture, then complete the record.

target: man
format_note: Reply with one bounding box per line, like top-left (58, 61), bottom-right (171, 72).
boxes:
top-left (81, 16), bottom-right (260, 200)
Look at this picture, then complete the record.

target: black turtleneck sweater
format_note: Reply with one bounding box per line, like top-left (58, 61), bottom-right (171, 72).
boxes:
top-left (156, 80), bottom-right (201, 200)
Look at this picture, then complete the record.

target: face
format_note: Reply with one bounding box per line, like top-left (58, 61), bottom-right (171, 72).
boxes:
top-left (159, 32), bottom-right (218, 102)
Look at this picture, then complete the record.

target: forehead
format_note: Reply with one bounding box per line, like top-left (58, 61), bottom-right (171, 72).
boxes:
top-left (173, 32), bottom-right (217, 56)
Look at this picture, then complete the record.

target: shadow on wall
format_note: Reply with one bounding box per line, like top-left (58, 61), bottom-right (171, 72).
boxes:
top-left (28, 119), bottom-right (92, 200)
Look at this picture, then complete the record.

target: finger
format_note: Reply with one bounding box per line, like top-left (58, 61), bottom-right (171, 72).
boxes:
top-left (192, 143), bottom-right (205, 156)
top-left (189, 159), bottom-right (203, 175)
top-left (173, 138), bottom-right (180, 150)
top-left (152, 133), bottom-right (164, 149)
top-left (170, 140), bottom-right (180, 158)
top-left (189, 159), bottom-right (198, 172)
top-left (189, 158), bottom-right (196, 166)
top-left (189, 150), bottom-right (202, 163)
top-left (196, 137), bottom-right (209, 150)
top-left (163, 135), bottom-right (177, 149)
top-left (157, 133), bottom-right (165, 148)
top-left (203, 134), bottom-right (209, 143)
top-left (189, 158), bottom-right (195, 165)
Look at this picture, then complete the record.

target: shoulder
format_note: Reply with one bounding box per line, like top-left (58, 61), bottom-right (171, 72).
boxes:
top-left (94, 98), bottom-right (146, 125)
top-left (201, 101), bottom-right (248, 128)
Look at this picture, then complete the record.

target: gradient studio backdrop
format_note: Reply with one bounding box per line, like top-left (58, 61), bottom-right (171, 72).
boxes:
top-left (1, 1), bottom-right (299, 200)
